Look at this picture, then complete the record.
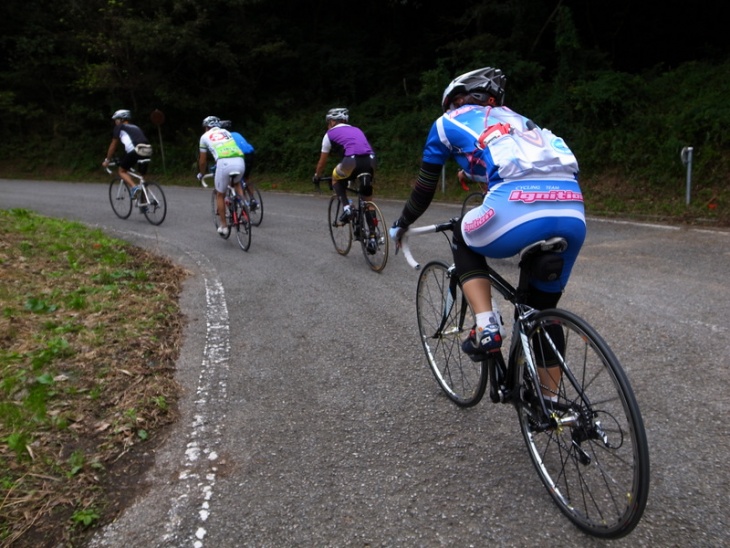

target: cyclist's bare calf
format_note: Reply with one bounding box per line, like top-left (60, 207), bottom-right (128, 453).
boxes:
top-left (118, 166), bottom-right (139, 191)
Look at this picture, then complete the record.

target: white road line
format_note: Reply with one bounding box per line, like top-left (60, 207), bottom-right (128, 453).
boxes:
top-left (89, 229), bottom-right (230, 547)
top-left (165, 276), bottom-right (229, 548)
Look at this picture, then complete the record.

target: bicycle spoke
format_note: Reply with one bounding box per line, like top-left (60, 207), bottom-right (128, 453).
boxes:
top-left (328, 195), bottom-right (352, 255)
top-left (247, 187), bottom-right (263, 226)
top-left (234, 200), bottom-right (252, 251)
top-left (416, 261), bottom-right (487, 407)
top-left (141, 182), bottom-right (167, 225)
top-left (515, 309), bottom-right (649, 538)
top-left (109, 179), bottom-right (132, 219)
top-left (360, 201), bottom-right (388, 272)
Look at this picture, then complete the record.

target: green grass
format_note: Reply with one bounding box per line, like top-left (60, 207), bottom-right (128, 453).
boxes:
top-left (0, 208), bottom-right (186, 546)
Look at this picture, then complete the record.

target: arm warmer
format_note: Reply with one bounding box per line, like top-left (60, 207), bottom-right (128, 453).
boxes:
top-left (397, 161), bottom-right (442, 227)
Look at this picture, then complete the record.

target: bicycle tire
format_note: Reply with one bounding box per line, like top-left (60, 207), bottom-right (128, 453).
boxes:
top-left (109, 179), bottom-right (132, 219)
top-left (247, 187), bottom-right (263, 226)
top-left (234, 200), bottom-right (252, 251)
top-left (513, 308), bottom-right (650, 538)
top-left (328, 194), bottom-right (352, 255)
top-left (461, 191), bottom-right (485, 217)
top-left (141, 182), bottom-right (167, 225)
top-left (416, 260), bottom-right (488, 407)
top-left (359, 201), bottom-right (389, 272)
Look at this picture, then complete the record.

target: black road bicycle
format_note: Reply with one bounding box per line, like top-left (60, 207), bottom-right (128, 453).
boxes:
top-left (399, 217), bottom-right (650, 539)
top-left (319, 175), bottom-right (389, 272)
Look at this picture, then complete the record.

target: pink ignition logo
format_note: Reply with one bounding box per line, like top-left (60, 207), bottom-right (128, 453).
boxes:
top-left (508, 189), bottom-right (584, 204)
top-left (463, 208), bottom-right (495, 233)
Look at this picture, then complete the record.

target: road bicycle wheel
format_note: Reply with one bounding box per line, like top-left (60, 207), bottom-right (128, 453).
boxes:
top-left (109, 179), bottom-right (132, 219)
top-left (513, 308), bottom-right (650, 538)
top-left (246, 187), bottom-right (263, 226)
top-left (416, 260), bottom-right (488, 407)
top-left (141, 182), bottom-right (167, 225)
top-left (233, 199), bottom-right (252, 251)
top-left (359, 201), bottom-right (389, 272)
top-left (461, 191), bottom-right (485, 217)
top-left (328, 194), bottom-right (352, 255)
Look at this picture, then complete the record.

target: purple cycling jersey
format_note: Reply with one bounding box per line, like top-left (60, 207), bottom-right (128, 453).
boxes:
top-left (321, 124), bottom-right (373, 156)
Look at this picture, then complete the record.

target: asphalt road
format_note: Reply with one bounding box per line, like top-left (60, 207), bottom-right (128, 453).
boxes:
top-left (2, 179), bottom-right (729, 547)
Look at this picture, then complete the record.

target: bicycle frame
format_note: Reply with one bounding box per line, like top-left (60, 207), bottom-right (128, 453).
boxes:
top-left (400, 218), bottom-right (649, 538)
top-left (106, 158), bottom-right (167, 225)
top-left (106, 160), bottom-right (146, 185)
top-left (401, 219), bottom-right (568, 413)
top-left (322, 174), bottom-right (388, 272)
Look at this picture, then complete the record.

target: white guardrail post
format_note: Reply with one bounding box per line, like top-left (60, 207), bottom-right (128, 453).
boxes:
top-left (680, 146), bottom-right (693, 206)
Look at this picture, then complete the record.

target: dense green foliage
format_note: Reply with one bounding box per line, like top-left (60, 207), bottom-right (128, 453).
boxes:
top-left (1, 0), bottom-right (728, 210)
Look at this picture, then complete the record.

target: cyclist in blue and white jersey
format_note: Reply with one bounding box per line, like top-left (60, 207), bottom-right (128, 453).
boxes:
top-left (390, 67), bottom-right (586, 362)
top-left (197, 116), bottom-right (246, 235)
top-left (312, 108), bottom-right (377, 223)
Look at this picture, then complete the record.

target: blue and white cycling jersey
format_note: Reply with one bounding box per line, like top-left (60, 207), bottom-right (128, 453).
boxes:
top-left (422, 104), bottom-right (586, 292)
top-left (423, 105), bottom-right (578, 186)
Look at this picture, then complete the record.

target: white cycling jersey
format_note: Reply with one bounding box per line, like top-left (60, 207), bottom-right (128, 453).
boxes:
top-left (199, 127), bottom-right (244, 161)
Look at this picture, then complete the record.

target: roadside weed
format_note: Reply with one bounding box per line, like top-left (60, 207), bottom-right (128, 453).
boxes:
top-left (0, 208), bottom-right (186, 545)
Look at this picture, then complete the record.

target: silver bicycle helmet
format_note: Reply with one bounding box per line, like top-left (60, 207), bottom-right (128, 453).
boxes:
top-left (441, 67), bottom-right (506, 111)
top-left (325, 108), bottom-right (349, 122)
top-left (202, 115), bottom-right (221, 128)
top-left (112, 109), bottom-right (132, 120)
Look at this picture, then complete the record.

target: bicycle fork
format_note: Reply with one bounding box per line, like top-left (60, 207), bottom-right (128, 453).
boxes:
top-left (432, 266), bottom-right (459, 338)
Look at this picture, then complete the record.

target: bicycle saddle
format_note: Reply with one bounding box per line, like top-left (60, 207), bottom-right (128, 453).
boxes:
top-left (519, 237), bottom-right (568, 259)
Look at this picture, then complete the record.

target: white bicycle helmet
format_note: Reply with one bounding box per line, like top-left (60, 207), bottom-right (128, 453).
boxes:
top-left (441, 67), bottom-right (506, 111)
top-left (325, 108), bottom-right (349, 122)
top-left (202, 115), bottom-right (221, 128)
top-left (112, 109), bottom-right (132, 120)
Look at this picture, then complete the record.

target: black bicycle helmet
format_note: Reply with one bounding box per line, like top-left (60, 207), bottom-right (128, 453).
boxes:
top-left (325, 108), bottom-right (349, 122)
top-left (112, 109), bottom-right (132, 120)
top-left (441, 67), bottom-right (506, 111)
top-left (202, 115), bottom-right (221, 129)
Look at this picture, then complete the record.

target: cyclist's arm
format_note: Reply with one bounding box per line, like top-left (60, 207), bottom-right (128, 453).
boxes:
top-left (103, 138), bottom-right (120, 166)
top-left (198, 148), bottom-right (209, 176)
top-left (394, 161), bottom-right (441, 227)
top-left (314, 151), bottom-right (329, 179)
top-left (314, 133), bottom-right (333, 179)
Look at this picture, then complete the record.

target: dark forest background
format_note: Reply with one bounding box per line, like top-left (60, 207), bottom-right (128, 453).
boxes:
top-left (1, 0), bottom-right (728, 221)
